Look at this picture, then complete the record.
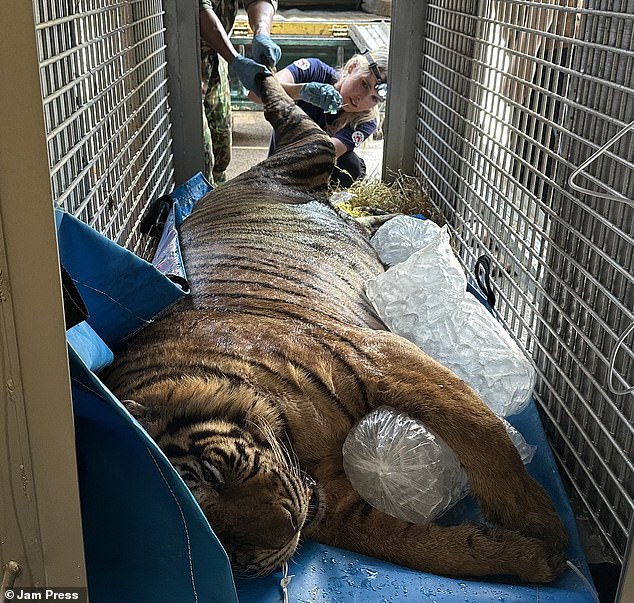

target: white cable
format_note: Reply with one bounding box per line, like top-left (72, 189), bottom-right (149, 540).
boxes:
top-left (608, 319), bottom-right (634, 396)
top-left (568, 119), bottom-right (634, 207)
top-left (566, 559), bottom-right (600, 603)
top-left (280, 561), bottom-right (293, 603)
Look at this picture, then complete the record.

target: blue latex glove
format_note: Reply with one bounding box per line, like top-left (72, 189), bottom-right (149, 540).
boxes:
top-left (299, 82), bottom-right (343, 114)
top-left (229, 54), bottom-right (269, 93)
top-left (251, 34), bottom-right (282, 68)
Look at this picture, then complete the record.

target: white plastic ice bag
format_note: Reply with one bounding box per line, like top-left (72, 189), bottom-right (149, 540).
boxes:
top-left (370, 215), bottom-right (441, 266)
top-left (343, 406), bottom-right (469, 525)
top-left (365, 223), bottom-right (535, 416)
top-left (342, 408), bottom-right (536, 525)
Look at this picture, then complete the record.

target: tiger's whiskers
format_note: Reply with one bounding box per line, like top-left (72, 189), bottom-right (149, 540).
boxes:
top-left (248, 419), bottom-right (302, 479)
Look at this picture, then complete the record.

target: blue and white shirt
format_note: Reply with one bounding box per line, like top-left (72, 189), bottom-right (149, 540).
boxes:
top-left (280, 58), bottom-right (377, 153)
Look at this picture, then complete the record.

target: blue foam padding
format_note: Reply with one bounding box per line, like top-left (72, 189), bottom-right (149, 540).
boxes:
top-left (66, 321), bottom-right (113, 372)
top-left (58, 198), bottom-right (238, 603)
top-left (69, 348), bottom-right (239, 603)
top-left (56, 209), bottom-right (186, 348)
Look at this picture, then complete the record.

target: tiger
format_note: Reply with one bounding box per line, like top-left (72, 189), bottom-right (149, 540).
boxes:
top-left (102, 74), bottom-right (568, 583)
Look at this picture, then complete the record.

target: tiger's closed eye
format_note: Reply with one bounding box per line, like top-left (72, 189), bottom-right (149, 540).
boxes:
top-left (201, 459), bottom-right (225, 487)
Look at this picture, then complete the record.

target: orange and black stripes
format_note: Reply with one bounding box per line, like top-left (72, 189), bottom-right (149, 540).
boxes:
top-left (100, 74), bottom-right (388, 575)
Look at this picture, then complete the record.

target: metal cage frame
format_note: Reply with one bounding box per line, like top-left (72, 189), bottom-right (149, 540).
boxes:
top-left (18, 0), bottom-right (634, 598)
top-left (32, 0), bottom-right (194, 256)
top-left (387, 0), bottom-right (633, 598)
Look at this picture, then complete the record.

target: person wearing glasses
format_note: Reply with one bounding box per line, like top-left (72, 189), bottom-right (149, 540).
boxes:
top-left (255, 48), bottom-right (389, 188)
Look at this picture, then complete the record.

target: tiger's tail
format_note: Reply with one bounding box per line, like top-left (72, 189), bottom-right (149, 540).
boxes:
top-left (255, 74), bottom-right (336, 196)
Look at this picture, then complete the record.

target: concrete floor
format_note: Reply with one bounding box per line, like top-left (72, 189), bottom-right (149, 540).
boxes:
top-left (226, 109), bottom-right (385, 182)
top-left (226, 110), bottom-right (272, 180)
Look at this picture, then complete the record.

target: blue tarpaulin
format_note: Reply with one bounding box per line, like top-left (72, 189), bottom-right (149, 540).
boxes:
top-left (59, 205), bottom-right (238, 603)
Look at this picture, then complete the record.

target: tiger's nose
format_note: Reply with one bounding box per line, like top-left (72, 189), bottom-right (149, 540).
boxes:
top-left (227, 501), bottom-right (299, 549)
top-left (259, 502), bottom-right (299, 548)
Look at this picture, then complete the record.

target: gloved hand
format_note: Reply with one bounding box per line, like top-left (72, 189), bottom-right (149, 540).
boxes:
top-left (229, 54), bottom-right (270, 93)
top-left (251, 34), bottom-right (282, 69)
top-left (299, 82), bottom-right (343, 114)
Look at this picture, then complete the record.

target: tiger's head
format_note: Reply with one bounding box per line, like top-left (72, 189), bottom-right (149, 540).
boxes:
top-left (122, 378), bottom-right (320, 576)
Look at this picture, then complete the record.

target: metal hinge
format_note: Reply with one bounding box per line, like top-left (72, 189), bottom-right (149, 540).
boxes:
top-left (1, 561), bottom-right (22, 598)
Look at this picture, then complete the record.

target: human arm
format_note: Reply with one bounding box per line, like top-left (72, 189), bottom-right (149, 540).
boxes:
top-left (246, 1), bottom-right (281, 68)
top-left (198, 0), bottom-right (275, 62)
top-left (275, 68), bottom-right (303, 99)
top-left (331, 120), bottom-right (377, 158)
top-left (246, 0), bottom-right (276, 38)
top-left (199, 2), bottom-right (272, 92)
top-left (246, 67), bottom-right (339, 106)
top-left (249, 67), bottom-right (347, 155)
top-left (330, 137), bottom-right (349, 158)
top-left (269, 67), bottom-right (343, 110)
top-left (199, 6), bottom-right (239, 64)
top-left (247, 67), bottom-right (298, 103)
top-left (263, 70), bottom-right (348, 156)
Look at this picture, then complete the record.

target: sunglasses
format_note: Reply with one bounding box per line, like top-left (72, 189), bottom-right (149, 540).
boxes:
top-left (362, 50), bottom-right (388, 101)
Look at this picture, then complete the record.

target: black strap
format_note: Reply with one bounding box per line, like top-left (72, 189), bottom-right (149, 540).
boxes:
top-left (61, 263), bottom-right (88, 329)
top-left (139, 194), bottom-right (174, 238)
top-left (475, 254), bottom-right (496, 309)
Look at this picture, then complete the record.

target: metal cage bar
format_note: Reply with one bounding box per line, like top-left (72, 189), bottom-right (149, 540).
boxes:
top-left (32, 0), bottom-right (175, 256)
top-left (413, 0), bottom-right (633, 565)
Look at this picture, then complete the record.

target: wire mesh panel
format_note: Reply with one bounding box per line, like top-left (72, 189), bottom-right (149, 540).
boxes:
top-left (416, 0), bottom-right (633, 562)
top-left (32, 0), bottom-right (175, 255)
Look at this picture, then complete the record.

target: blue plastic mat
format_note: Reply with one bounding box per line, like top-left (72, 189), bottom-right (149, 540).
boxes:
top-left (70, 347), bottom-right (238, 603)
top-left (59, 174), bottom-right (598, 603)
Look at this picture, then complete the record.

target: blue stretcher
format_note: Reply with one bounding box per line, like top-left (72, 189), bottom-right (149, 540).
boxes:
top-left (59, 174), bottom-right (598, 603)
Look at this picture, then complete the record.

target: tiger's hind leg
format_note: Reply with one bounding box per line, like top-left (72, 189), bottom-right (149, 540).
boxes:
top-left (255, 74), bottom-right (336, 195)
top-left (307, 469), bottom-right (565, 582)
top-left (324, 327), bottom-right (568, 580)
top-left (336, 328), bottom-right (569, 549)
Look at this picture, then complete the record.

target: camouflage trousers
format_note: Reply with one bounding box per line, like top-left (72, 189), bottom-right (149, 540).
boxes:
top-left (202, 58), bottom-right (232, 185)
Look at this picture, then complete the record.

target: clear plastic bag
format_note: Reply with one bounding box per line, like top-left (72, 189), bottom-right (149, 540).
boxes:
top-left (343, 407), bottom-right (536, 525)
top-left (370, 215), bottom-right (441, 266)
top-left (500, 416), bottom-right (537, 464)
top-left (365, 223), bottom-right (535, 417)
top-left (343, 407), bottom-right (469, 525)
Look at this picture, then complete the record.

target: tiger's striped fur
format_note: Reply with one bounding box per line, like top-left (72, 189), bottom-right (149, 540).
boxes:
top-left (103, 75), bottom-right (568, 582)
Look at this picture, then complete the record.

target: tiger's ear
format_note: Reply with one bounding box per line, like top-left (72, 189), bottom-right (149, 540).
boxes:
top-left (122, 399), bottom-right (148, 420)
